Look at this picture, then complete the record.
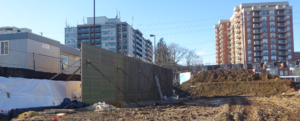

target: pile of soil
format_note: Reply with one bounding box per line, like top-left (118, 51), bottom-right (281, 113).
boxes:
top-left (179, 68), bottom-right (294, 97)
top-left (187, 68), bottom-right (281, 83)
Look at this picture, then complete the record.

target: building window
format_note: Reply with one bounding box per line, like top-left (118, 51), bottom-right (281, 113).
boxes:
top-left (247, 23), bottom-right (250, 27)
top-left (271, 56), bottom-right (276, 60)
top-left (262, 33), bottom-right (268, 38)
top-left (270, 10), bottom-right (274, 15)
top-left (247, 28), bottom-right (251, 32)
top-left (271, 50), bottom-right (276, 55)
top-left (286, 15), bottom-right (290, 19)
top-left (288, 49), bottom-right (291, 54)
top-left (262, 39), bottom-right (268, 43)
top-left (248, 51), bottom-right (252, 55)
top-left (248, 45), bottom-right (251, 50)
top-left (102, 26), bottom-right (109, 29)
top-left (248, 40), bottom-right (251, 44)
top-left (271, 44), bottom-right (276, 49)
top-left (287, 21), bottom-right (290, 25)
top-left (270, 27), bottom-right (275, 32)
top-left (262, 11), bottom-right (267, 15)
top-left (286, 10), bottom-right (290, 14)
top-left (247, 34), bottom-right (251, 38)
top-left (248, 57), bottom-right (252, 61)
top-left (109, 48), bottom-right (116, 52)
top-left (271, 39), bottom-right (276, 43)
top-left (247, 11), bottom-right (250, 15)
top-left (287, 27), bottom-right (290, 31)
top-left (288, 44), bottom-right (291, 49)
top-left (262, 16), bottom-right (267, 21)
top-left (262, 22), bottom-right (268, 26)
top-left (285, 70), bottom-right (288, 75)
top-left (288, 38), bottom-right (291, 43)
top-left (287, 32), bottom-right (291, 37)
top-left (247, 17), bottom-right (250, 21)
top-left (270, 16), bottom-right (275, 21)
top-left (263, 45), bottom-right (268, 49)
top-left (61, 55), bottom-right (68, 71)
top-left (263, 50), bottom-right (268, 55)
top-left (263, 56), bottom-right (269, 61)
top-left (288, 55), bottom-right (292, 60)
top-left (262, 28), bottom-right (268, 32)
top-left (280, 71), bottom-right (283, 76)
top-left (270, 22), bottom-right (275, 26)
top-left (270, 33), bottom-right (276, 38)
top-left (0, 41), bottom-right (9, 55)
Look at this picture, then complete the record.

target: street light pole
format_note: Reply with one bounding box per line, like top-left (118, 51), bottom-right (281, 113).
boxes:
top-left (93, 0), bottom-right (96, 46)
top-left (150, 34), bottom-right (156, 63)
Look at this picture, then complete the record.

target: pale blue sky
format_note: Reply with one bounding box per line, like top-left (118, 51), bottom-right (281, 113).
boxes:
top-left (1, 0), bottom-right (299, 65)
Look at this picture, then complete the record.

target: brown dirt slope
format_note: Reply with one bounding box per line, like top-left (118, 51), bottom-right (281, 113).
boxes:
top-left (179, 68), bottom-right (293, 97)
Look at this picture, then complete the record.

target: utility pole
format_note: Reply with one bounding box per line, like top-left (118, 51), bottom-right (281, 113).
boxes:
top-left (93, 0), bottom-right (96, 46)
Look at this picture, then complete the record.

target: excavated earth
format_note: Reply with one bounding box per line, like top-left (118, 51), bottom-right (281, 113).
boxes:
top-left (179, 68), bottom-right (294, 97)
top-left (12, 95), bottom-right (300, 121)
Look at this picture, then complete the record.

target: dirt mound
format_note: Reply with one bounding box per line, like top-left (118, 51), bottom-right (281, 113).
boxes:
top-left (187, 68), bottom-right (280, 84)
top-left (179, 69), bottom-right (294, 97)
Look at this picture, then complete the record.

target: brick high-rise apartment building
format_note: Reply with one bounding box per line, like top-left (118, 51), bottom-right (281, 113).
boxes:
top-left (214, 2), bottom-right (294, 68)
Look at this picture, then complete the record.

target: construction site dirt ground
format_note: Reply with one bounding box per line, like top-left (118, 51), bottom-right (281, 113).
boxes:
top-left (12, 95), bottom-right (300, 121)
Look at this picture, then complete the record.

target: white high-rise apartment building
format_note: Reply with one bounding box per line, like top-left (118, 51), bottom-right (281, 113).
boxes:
top-left (65, 16), bottom-right (153, 62)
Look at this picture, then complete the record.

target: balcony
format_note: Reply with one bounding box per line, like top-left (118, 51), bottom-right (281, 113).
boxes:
top-left (254, 53), bottom-right (262, 56)
top-left (78, 35), bottom-right (89, 39)
top-left (278, 35), bottom-right (286, 38)
top-left (277, 23), bottom-right (286, 27)
top-left (220, 48), bottom-right (224, 52)
top-left (254, 41), bottom-right (261, 45)
top-left (278, 46), bottom-right (287, 50)
top-left (278, 40), bottom-right (287, 44)
top-left (234, 19), bottom-right (240, 23)
top-left (78, 29), bottom-right (89, 33)
top-left (253, 30), bottom-right (261, 34)
top-left (253, 12), bottom-right (261, 16)
top-left (90, 35), bottom-right (101, 38)
top-left (278, 52), bottom-right (287, 56)
top-left (234, 24), bottom-right (240, 28)
top-left (235, 14), bottom-right (240, 18)
top-left (235, 40), bottom-right (241, 44)
top-left (215, 31), bottom-right (218, 34)
top-left (277, 29), bottom-right (286, 33)
top-left (254, 47), bottom-right (262, 51)
top-left (253, 24), bottom-right (261, 28)
top-left (278, 58), bottom-right (286, 61)
top-left (277, 11), bottom-right (285, 15)
top-left (276, 5), bottom-right (286, 10)
top-left (253, 35), bottom-right (261, 39)
top-left (254, 59), bottom-right (261, 63)
top-left (253, 18), bottom-right (261, 22)
top-left (252, 6), bottom-right (261, 11)
top-left (235, 35), bottom-right (241, 39)
top-left (277, 17), bottom-right (286, 21)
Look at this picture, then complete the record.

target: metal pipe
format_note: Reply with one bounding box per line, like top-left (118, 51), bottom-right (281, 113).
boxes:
top-left (49, 60), bottom-right (80, 80)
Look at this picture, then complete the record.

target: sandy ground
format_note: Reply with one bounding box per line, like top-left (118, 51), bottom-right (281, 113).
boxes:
top-left (12, 95), bottom-right (300, 121)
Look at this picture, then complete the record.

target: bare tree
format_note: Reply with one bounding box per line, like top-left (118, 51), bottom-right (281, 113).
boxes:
top-left (168, 43), bottom-right (188, 66)
top-left (185, 49), bottom-right (202, 71)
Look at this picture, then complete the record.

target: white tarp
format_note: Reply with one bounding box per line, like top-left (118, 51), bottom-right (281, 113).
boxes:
top-left (0, 77), bottom-right (81, 112)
